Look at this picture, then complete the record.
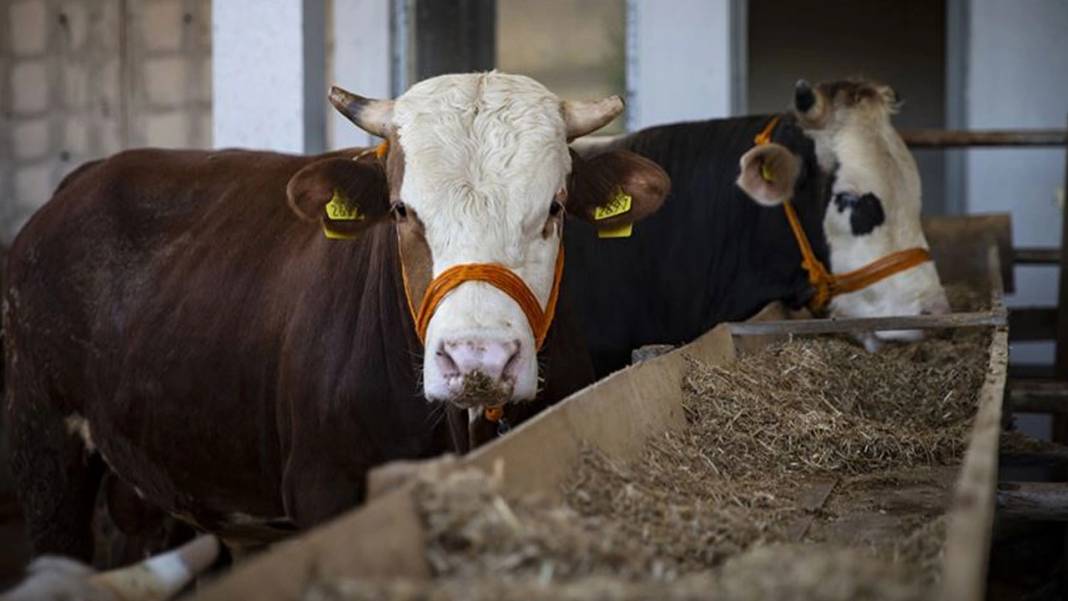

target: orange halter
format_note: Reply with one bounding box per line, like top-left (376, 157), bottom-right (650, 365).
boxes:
top-left (753, 116), bottom-right (931, 312)
top-left (410, 249), bottom-right (565, 351)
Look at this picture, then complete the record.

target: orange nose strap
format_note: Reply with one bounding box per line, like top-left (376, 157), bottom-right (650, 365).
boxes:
top-left (781, 201), bottom-right (930, 311)
top-left (412, 248), bottom-right (565, 351)
top-left (755, 115), bottom-right (931, 312)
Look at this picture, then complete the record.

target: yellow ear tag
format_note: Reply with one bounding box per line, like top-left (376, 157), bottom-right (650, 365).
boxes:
top-left (595, 189), bottom-right (634, 239)
top-left (598, 223), bottom-right (634, 238)
top-left (322, 189), bottom-right (363, 240)
top-left (594, 189), bottom-right (633, 220)
top-left (760, 162), bottom-right (775, 183)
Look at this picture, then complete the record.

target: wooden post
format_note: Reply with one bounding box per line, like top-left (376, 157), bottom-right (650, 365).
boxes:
top-left (1054, 114), bottom-right (1068, 442)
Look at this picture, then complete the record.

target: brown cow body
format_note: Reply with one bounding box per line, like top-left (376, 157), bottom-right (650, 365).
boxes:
top-left (2, 147), bottom-right (594, 559)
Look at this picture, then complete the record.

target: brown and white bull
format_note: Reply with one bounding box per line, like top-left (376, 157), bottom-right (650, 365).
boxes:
top-left (3, 72), bottom-right (669, 558)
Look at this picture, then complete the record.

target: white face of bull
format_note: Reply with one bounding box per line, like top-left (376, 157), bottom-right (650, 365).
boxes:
top-left (740, 79), bottom-right (949, 351)
top-left (393, 75), bottom-right (569, 403)
top-left (324, 72), bottom-right (660, 406)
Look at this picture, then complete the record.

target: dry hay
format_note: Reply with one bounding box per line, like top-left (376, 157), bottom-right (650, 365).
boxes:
top-left (305, 469), bottom-right (929, 601)
top-left (303, 285), bottom-right (991, 600)
top-left (306, 545), bottom-right (927, 601)
top-left (679, 329), bottom-right (989, 480)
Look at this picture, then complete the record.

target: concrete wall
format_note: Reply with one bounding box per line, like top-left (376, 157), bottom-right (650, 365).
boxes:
top-left (212, 0), bottom-right (325, 153)
top-left (747, 0), bottom-right (947, 215)
top-left (327, 0), bottom-right (392, 149)
top-left (626, 0), bottom-right (739, 129)
top-left (1, 0), bottom-right (211, 244)
top-left (960, 0), bottom-right (1068, 373)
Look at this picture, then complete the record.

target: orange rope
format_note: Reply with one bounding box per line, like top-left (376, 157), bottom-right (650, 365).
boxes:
top-left (374, 140), bottom-right (389, 159)
top-left (755, 115), bottom-right (931, 312)
top-left (412, 248), bottom-right (565, 351)
top-left (753, 114), bottom-right (781, 146)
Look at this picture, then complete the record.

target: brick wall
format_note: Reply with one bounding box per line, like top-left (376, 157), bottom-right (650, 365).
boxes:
top-left (0, 0), bottom-right (211, 244)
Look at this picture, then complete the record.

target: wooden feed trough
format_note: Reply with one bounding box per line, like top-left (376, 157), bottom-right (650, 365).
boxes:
top-left (190, 214), bottom-right (1011, 601)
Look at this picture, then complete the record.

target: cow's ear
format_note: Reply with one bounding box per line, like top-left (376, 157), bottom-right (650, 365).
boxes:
top-left (286, 157), bottom-right (390, 239)
top-left (737, 142), bottom-right (801, 206)
top-left (567, 150), bottom-right (670, 229)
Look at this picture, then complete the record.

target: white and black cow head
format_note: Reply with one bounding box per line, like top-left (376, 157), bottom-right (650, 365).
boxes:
top-left (740, 79), bottom-right (949, 349)
top-left (289, 72), bottom-right (669, 406)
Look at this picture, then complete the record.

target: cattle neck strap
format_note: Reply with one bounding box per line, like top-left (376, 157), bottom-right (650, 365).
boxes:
top-left (411, 248), bottom-right (565, 352)
top-left (753, 114), bottom-right (781, 146)
top-left (755, 116), bottom-right (931, 312)
top-left (353, 140), bottom-right (389, 161)
top-left (782, 198), bottom-right (931, 311)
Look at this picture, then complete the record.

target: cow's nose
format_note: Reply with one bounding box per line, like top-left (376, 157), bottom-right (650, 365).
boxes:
top-left (436, 338), bottom-right (521, 382)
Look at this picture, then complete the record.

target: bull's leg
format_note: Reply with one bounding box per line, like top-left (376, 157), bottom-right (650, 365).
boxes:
top-left (100, 473), bottom-right (195, 567)
top-left (7, 397), bottom-right (104, 561)
top-left (281, 457), bottom-right (364, 528)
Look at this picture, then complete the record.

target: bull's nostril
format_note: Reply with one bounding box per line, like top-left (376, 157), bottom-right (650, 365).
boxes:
top-left (437, 337), bottom-right (521, 383)
top-left (435, 345), bottom-right (460, 376)
top-left (502, 340), bottom-right (522, 380)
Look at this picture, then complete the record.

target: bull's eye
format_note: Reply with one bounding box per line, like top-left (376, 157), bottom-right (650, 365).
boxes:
top-left (392, 201), bottom-right (408, 221)
top-left (549, 200), bottom-right (564, 218)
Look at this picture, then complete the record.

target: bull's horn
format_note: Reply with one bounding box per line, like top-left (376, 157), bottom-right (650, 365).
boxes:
top-left (329, 86), bottom-right (394, 138)
top-left (563, 96), bottom-right (625, 139)
top-left (91, 535), bottom-right (219, 601)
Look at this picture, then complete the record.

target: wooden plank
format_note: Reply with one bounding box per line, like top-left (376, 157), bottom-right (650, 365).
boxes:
top-left (997, 482), bottom-right (1068, 521)
top-left (1008, 378), bottom-right (1068, 414)
top-left (923, 213), bottom-right (1013, 292)
top-left (463, 346), bottom-right (689, 499)
top-left (940, 246), bottom-right (1008, 601)
top-left (786, 478), bottom-right (837, 541)
top-left (727, 310), bottom-right (1005, 337)
top-left (1008, 307), bottom-right (1057, 342)
top-left (194, 485), bottom-right (429, 600)
top-left (1014, 247), bottom-right (1061, 265)
top-left (1055, 113), bottom-right (1068, 442)
top-left (1010, 364), bottom-right (1057, 380)
top-left (463, 323), bottom-right (736, 499)
top-left (900, 128), bottom-right (1068, 148)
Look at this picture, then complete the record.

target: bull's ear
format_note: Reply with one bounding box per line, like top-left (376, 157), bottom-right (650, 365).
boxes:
top-left (286, 157), bottom-right (390, 239)
top-left (736, 142), bottom-right (801, 206)
top-left (568, 150), bottom-right (670, 230)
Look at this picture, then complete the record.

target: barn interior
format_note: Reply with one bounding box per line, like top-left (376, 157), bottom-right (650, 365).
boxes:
top-left (1, 1), bottom-right (1067, 599)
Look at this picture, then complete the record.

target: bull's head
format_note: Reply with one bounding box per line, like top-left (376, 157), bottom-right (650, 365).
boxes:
top-left (739, 79), bottom-right (949, 350)
top-left (287, 73), bottom-right (669, 407)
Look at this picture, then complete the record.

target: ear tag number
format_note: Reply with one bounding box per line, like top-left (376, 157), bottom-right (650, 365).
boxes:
top-left (324, 189), bottom-right (363, 221)
top-left (594, 189), bottom-right (632, 220)
top-left (596, 189), bottom-right (634, 239)
top-left (322, 189), bottom-right (363, 240)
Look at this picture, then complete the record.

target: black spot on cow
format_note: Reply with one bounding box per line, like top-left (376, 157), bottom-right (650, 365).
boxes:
top-left (834, 192), bottom-right (885, 236)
